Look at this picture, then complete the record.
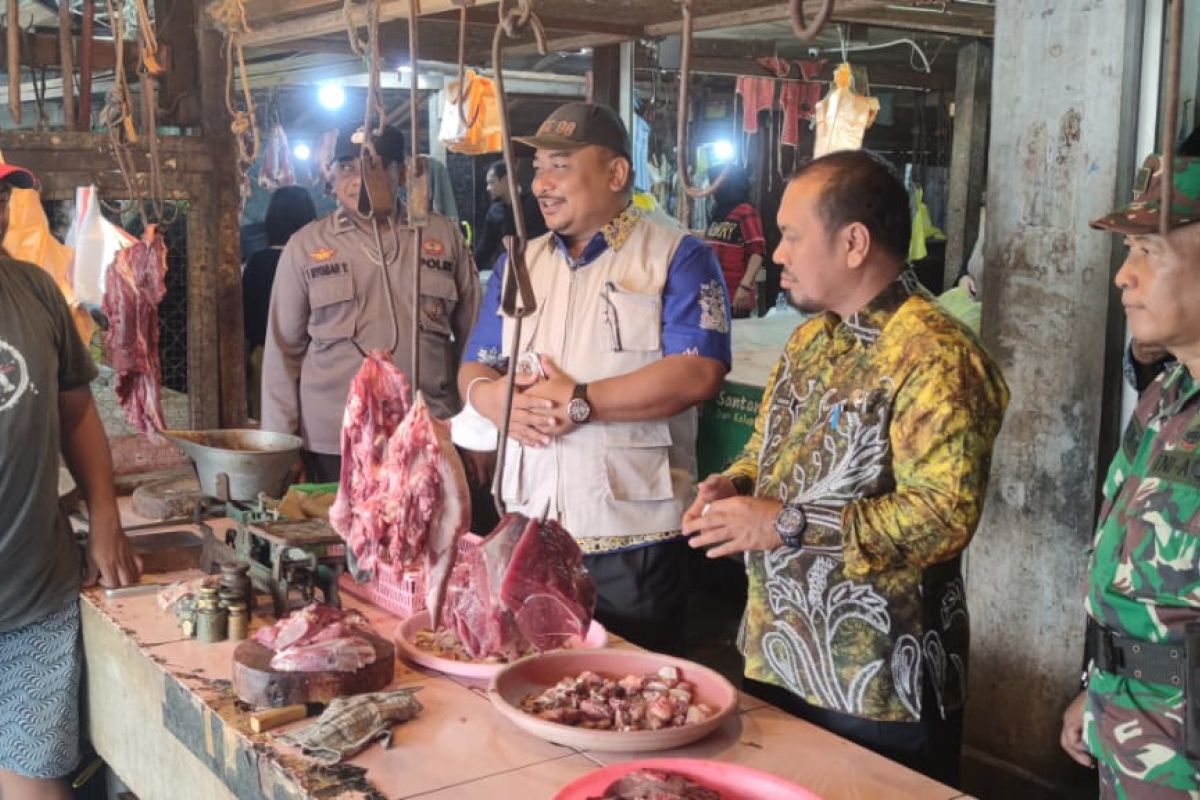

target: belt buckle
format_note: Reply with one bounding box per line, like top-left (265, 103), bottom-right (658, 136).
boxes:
top-left (1101, 627), bottom-right (1122, 672)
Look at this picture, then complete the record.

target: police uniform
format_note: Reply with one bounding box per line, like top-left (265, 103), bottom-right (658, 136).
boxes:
top-left (1083, 154), bottom-right (1200, 799)
top-left (261, 130), bottom-right (479, 479)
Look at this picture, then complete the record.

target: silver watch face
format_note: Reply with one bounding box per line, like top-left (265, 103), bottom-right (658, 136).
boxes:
top-left (775, 505), bottom-right (805, 542)
top-left (567, 397), bottom-right (591, 423)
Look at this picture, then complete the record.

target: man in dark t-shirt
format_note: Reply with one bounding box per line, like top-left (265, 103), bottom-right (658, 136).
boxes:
top-left (0, 163), bottom-right (140, 799)
top-left (472, 159), bottom-right (546, 272)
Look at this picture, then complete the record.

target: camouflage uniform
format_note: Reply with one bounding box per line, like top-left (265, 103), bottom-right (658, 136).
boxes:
top-left (1084, 154), bottom-right (1200, 799)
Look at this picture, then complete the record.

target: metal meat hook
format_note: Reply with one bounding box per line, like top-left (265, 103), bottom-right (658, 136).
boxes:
top-left (451, 0), bottom-right (481, 128)
top-left (789, 0), bottom-right (835, 44)
top-left (489, 0), bottom-right (546, 516)
top-left (675, 0), bottom-right (728, 225)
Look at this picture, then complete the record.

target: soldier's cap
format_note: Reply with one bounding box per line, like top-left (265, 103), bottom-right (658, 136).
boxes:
top-left (1091, 154), bottom-right (1200, 235)
top-left (0, 163), bottom-right (37, 190)
top-left (513, 102), bottom-right (631, 161)
top-left (331, 124), bottom-right (406, 165)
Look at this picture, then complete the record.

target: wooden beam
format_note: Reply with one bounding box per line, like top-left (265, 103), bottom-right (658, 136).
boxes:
top-left (156, 0), bottom-right (201, 127)
top-left (240, 0), bottom-right (499, 50)
top-left (442, 5), bottom-right (643, 38)
top-left (942, 40), bottom-right (991, 290)
top-left (833, 7), bottom-right (993, 38)
top-left (0, 30), bottom-right (146, 70)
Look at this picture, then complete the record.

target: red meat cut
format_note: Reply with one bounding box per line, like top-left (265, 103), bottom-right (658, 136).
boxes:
top-left (101, 225), bottom-right (168, 439)
top-left (330, 353), bottom-right (470, 626)
top-left (253, 604), bottom-right (378, 673)
top-left (442, 513), bottom-right (596, 660)
top-left (329, 351), bottom-right (412, 575)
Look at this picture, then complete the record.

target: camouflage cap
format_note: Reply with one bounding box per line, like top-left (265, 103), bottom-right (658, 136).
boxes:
top-left (1091, 154), bottom-right (1200, 234)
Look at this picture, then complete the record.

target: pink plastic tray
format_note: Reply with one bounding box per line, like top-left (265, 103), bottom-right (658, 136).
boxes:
top-left (395, 610), bottom-right (608, 680)
top-left (489, 649), bottom-right (738, 753)
top-left (554, 758), bottom-right (823, 800)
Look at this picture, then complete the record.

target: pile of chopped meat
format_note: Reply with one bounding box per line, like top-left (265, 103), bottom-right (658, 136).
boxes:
top-left (588, 768), bottom-right (723, 800)
top-left (101, 225), bottom-right (168, 439)
top-left (252, 604), bottom-right (379, 673)
top-left (520, 666), bottom-right (714, 731)
top-left (440, 514), bottom-right (596, 661)
top-left (331, 353), bottom-right (470, 624)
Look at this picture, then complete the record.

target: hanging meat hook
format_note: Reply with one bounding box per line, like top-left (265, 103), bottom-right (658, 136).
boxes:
top-left (450, 0), bottom-right (481, 128)
top-left (789, 0), bottom-right (834, 44)
top-left (489, 0), bottom-right (546, 515)
top-left (675, 0), bottom-right (727, 226)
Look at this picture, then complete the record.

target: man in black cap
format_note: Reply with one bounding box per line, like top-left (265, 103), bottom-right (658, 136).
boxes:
top-left (0, 163), bottom-right (141, 799)
top-left (262, 124), bottom-right (480, 482)
top-left (458, 102), bottom-right (732, 654)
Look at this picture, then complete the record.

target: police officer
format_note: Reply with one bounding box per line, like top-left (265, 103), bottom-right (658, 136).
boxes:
top-left (1060, 154), bottom-right (1200, 797)
top-left (262, 124), bottom-right (480, 482)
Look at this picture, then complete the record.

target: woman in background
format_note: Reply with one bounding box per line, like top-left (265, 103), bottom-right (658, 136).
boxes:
top-left (242, 186), bottom-right (316, 420)
top-left (703, 164), bottom-right (765, 319)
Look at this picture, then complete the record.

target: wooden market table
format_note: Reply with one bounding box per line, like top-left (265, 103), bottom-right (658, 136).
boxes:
top-left (81, 518), bottom-right (973, 800)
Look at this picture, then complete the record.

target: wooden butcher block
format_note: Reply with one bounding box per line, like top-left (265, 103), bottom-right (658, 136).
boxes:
top-left (232, 634), bottom-right (395, 708)
top-left (131, 475), bottom-right (201, 520)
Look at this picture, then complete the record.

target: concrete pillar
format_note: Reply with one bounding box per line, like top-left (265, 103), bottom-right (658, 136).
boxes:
top-left (943, 41), bottom-right (991, 291)
top-left (965, 1), bottom-right (1146, 796)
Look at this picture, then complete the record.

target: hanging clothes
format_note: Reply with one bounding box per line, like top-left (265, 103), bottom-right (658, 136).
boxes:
top-left (442, 70), bottom-right (502, 155)
top-left (796, 58), bottom-right (826, 81)
top-left (756, 57), bottom-right (792, 78)
top-left (813, 63), bottom-right (880, 158)
top-left (779, 81), bottom-right (822, 148)
top-left (735, 76), bottom-right (774, 134)
top-left (907, 186), bottom-right (946, 263)
top-left (633, 114), bottom-right (652, 193)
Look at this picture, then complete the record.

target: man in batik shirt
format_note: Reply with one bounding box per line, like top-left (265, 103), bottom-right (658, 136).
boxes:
top-left (684, 150), bottom-right (1009, 785)
top-left (1059, 154), bottom-right (1200, 799)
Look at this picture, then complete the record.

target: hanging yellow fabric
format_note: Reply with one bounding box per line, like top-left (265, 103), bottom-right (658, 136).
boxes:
top-left (908, 186), bottom-right (945, 263)
top-left (445, 70), bottom-right (503, 155)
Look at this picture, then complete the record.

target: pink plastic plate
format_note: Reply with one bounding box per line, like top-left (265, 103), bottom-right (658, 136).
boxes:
top-left (395, 610), bottom-right (608, 680)
top-left (489, 649), bottom-right (738, 753)
top-left (553, 758), bottom-right (823, 800)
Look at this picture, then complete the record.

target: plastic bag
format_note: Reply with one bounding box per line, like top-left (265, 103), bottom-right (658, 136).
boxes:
top-left (64, 185), bottom-right (136, 307)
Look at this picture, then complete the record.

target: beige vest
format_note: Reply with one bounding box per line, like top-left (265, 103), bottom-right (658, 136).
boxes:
top-left (499, 214), bottom-right (697, 539)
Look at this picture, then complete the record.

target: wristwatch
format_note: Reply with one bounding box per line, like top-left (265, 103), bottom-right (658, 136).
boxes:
top-left (567, 383), bottom-right (593, 424)
top-left (774, 504), bottom-right (807, 549)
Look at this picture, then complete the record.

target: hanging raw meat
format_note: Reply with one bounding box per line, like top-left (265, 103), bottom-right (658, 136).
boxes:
top-left (101, 226), bottom-right (168, 439)
top-left (330, 355), bottom-right (471, 624)
top-left (330, 352), bottom-right (412, 561)
top-left (442, 513), bottom-right (596, 661)
top-left (258, 123), bottom-right (296, 190)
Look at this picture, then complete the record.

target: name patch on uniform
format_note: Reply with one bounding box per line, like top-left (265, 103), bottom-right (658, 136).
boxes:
top-left (422, 239), bottom-right (446, 257)
top-left (1148, 450), bottom-right (1200, 490)
top-left (309, 262), bottom-right (349, 279)
top-left (311, 247), bottom-right (337, 262)
top-left (420, 257), bottom-right (453, 272)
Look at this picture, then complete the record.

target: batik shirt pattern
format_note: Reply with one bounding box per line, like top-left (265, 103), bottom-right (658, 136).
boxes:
top-left (726, 272), bottom-right (1009, 722)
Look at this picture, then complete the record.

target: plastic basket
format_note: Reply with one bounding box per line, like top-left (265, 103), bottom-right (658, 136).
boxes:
top-left (338, 535), bottom-right (481, 620)
top-left (339, 567), bottom-right (427, 619)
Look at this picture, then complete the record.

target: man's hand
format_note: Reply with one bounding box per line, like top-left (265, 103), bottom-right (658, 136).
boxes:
top-left (1131, 339), bottom-right (1169, 366)
top-left (471, 374), bottom-right (556, 448)
top-left (732, 286), bottom-right (755, 316)
top-left (682, 474), bottom-right (739, 528)
top-left (1059, 690), bottom-right (1094, 768)
top-left (85, 512), bottom-right (142, 589)
top-left (519, 356), bottom-right (581, 437)
top-left (683, 495), bottom-right (782, 559)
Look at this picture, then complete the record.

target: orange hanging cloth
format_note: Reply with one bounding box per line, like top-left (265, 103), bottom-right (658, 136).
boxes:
top-left (445, 70), bottom-right (502, 155)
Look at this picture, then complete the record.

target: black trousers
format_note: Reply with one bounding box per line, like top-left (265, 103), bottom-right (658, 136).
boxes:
top-left (301, 451), bottom-right (342, 484)
top-left (583, 538), bottom-right (689, 656)
top-left (744, 677), bottom-right (963, 788)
